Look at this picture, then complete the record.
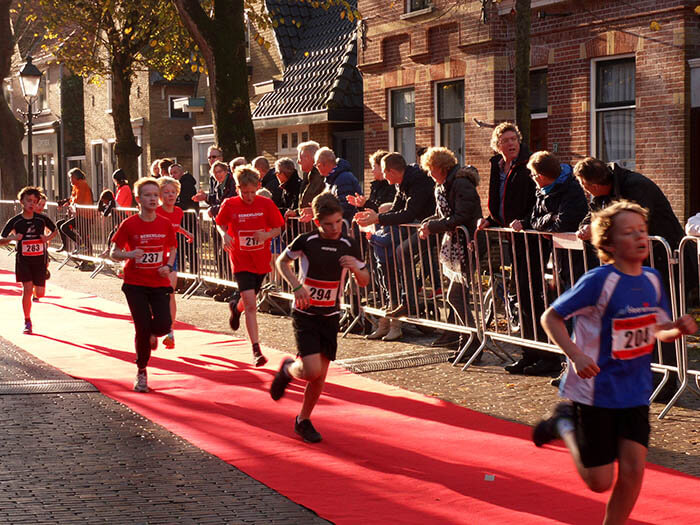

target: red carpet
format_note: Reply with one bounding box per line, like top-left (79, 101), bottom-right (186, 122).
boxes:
top-left (1, 269), bottom-right (697, 524)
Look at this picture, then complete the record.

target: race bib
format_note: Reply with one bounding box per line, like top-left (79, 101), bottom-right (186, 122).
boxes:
top-left (21, 239), bottom-right (44, 256)
top-left (611, 313), bottom-right (657, 360)
top-left (239, 230), bottom-right (264, 251)
top-left (303, 277), bottom-right (340, 307)
top-left (135, 248), bottom-right (164, 269)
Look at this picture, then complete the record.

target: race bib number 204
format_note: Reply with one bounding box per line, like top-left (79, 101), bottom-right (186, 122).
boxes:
top-left (611, 313), bottom-right (657, 360)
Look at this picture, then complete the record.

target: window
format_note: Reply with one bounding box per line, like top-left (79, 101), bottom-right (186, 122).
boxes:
top-left (406, 0), bottom-right (430, 13)
top-left (436, 80), bottom-right (464, 164)
top-left (593, 57), bottom-right (635, 169)
top-left (106, 76), bottom-right (112, 113)
top-left (37, 75), bottom-right (48, 111)
top-left (92, 142), bottom-right (104, 195)
top-left (390, 88), bottom-right (416, 164)
top-left (108, 141), bottom-right (117, 174)
top-left (530, 69), bottom-right (548, 152)
top-left (169, 95), bottom-right (191, 119)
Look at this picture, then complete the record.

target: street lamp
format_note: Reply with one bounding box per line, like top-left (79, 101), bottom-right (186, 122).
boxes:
top-left (18, 56), bottom-right (43, 186)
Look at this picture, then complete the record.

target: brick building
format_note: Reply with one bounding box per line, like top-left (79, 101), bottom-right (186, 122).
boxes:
top-left (358, 0), bottom-right (700, 219)
top-left (83, 70), bottom-right (198, 197)
top-left (3, 51), bottom-right (84, 201)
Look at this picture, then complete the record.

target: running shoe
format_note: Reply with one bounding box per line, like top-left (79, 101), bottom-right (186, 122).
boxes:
top-left (532, 401), bottom-right (574, 447)
top-left (253, 346), bottom-right (268, 367)
top-left (294, 417), bottom-right (322, 443)
top-left (270, 358), bottom-right (294, 400)
top-left (32, 296), bottom-right (39, 303)
top-left (228, 292), bottom-right (242, 331)
top-left (134, 368), bottom-right (148, 393)
top-left (163, 332), bottom-right (175, 349)
top-left (23, 320), bottom-right (32, 334)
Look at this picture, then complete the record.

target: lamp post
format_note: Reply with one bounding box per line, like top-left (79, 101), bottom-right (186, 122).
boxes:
top-left (18, 56), bottom-right (43, 186)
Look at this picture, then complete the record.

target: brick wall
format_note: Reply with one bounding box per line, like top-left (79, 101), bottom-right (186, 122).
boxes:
top-left (148, 83), bottom-right (197, 172)
top-left (358, 0), bottom-right (695, 219)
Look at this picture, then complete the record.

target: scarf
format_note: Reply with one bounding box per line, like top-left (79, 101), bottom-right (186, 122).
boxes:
top-left (436, 183), bottom-right (466, 283)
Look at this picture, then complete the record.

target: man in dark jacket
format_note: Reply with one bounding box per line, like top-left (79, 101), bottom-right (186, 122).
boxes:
top-left (356, 152), bottom-right (436, 316)
top-left (477, 123), bottom-right (539, 369)
top-left (253, 156), bottom-right (283, 209)
top-left (273, 157), bottom-right (302, 217)
top-left (295, 141), bottom-right (326, 216)
top-left (574, 157), bottom-right (689, 400)
top-left (510, 151), bottom-right (589, 376)
top-left (314, 147), bottom-right (362, 223)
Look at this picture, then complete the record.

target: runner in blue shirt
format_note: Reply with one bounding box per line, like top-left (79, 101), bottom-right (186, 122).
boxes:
top-left (533, 200), bottom-right (696, 525)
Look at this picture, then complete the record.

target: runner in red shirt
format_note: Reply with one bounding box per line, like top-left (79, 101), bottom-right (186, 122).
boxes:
top-left (156, 176), bottom-right (194, 349)
top-left (216, 166), bottom-right (284, 366)
top-left (110, 178), bottom-right (177, 393)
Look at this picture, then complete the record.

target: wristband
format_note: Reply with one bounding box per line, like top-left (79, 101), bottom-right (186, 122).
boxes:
top-left (292, 284), bottom-right (303, 292)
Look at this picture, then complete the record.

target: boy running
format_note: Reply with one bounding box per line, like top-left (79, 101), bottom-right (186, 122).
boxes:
top-left (110, 178), bottom-right (177, 393)
top-left (272, 192), bottom-right (369, 443)
top-left (534, 200), bottom-right (697, 525)
top-left (156, 176), bottom-right (194, 349)
top-left (216, 165), bottom-right (284, 367)
top-left (1, 186), bottom-right (57, 333)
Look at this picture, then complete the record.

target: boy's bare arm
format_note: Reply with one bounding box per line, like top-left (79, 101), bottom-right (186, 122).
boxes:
top-left (541, 307), bottom-right (600, 379)
top-left (655, 314), bottom-right (698, 342)
top-left (275, 252), bottom-right (311, 309)
top-left (339, 255), bottom-right (370, 287)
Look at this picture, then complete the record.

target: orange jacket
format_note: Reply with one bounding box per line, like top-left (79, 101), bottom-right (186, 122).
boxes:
top-left (71, 179), bottom-right (94, 205)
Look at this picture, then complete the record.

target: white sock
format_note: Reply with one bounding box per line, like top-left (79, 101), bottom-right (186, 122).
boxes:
top-left (556, 417), bottom-right (574, 437)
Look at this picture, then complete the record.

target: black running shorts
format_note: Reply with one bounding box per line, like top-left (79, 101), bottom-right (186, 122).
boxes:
top-left (573, 403), bottom-right (650, 468)
top-left (292, 311), bottom-right (340, 361)
top-left (16, 261), bottom-right (47, 287)
top-left (234, 271), bottom-right (266, 294)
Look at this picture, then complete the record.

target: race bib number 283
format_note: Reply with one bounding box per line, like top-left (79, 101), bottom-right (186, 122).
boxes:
top-left (611, 313), bottom-right (656, 360)
top-left (21, 239), bottom-right (44, 256)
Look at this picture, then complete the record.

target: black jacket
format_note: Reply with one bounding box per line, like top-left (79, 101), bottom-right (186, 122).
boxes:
top-left (362, 179), bottom-right (397, 212)
top-left (278, 172), bottom-right (302, 215)
top-left (487, 145), bottom-right (536, 226)
top-left (205, 172), bottom-right (236, 217)
top-left (425, 165), bottom-right (482, 239)
top-left (176, 172), bottom-right (198, 212)
top-left (298, 167), bottom-right (325, 210)
top-left (378, 164), bottom-right (435, 226)
top-left (524, 166), bottom-right (588, 233)
top-left (587, 164), bottom-right (684, 249)
top-left (261, 168), bottom-right (283, 209)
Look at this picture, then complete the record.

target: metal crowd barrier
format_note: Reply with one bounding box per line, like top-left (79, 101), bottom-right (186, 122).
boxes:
top-left (0, 199), bottom-right (696, 418)
top-left (355, 221), bottom-right (482, 356)
top-left (674, 236), bottom-right (700, 415)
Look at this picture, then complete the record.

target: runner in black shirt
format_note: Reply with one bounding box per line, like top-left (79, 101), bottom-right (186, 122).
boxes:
top-left (272, 192), bottom-right (369, 443)
top-left (1, 187), bottom-right (57, 334)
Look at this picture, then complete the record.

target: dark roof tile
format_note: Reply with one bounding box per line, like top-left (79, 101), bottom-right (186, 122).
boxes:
top-left (253, 0), bottom-right (362, 121)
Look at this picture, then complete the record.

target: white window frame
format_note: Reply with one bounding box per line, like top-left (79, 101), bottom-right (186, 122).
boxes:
top-left (433, 78), bottom-right (465, 164)
top-left (90, 140), bottom-right (104, 193)
top-left (405, 0), bottom-right (431, 14)
top-left (590, 54), bottom-right (635, 165)
top-left (168, 95), bottom-right (191, 119)
top-left (277, 126), bottom-right (309, 158)
top-left (388, 87), bottom-right (416, 163)
top-left (530, 67), bottom-right (548, 120)
top-left (107, 139), bottom-right (117, 176)
top-left (37, 74), bottom-right (49, 112)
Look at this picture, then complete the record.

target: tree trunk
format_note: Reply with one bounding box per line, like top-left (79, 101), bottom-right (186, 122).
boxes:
top-left (0, 0), bottom-right (27, 199)
top-left (172, 0), bottom-right (256, 160)
top-left (514, 0), bottom-right (531, 147)
top-left (110, 53), bottom-right (142, 185)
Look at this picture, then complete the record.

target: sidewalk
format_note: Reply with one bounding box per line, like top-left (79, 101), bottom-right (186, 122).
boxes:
top-left (0, 337), bottom-right (328, 524)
